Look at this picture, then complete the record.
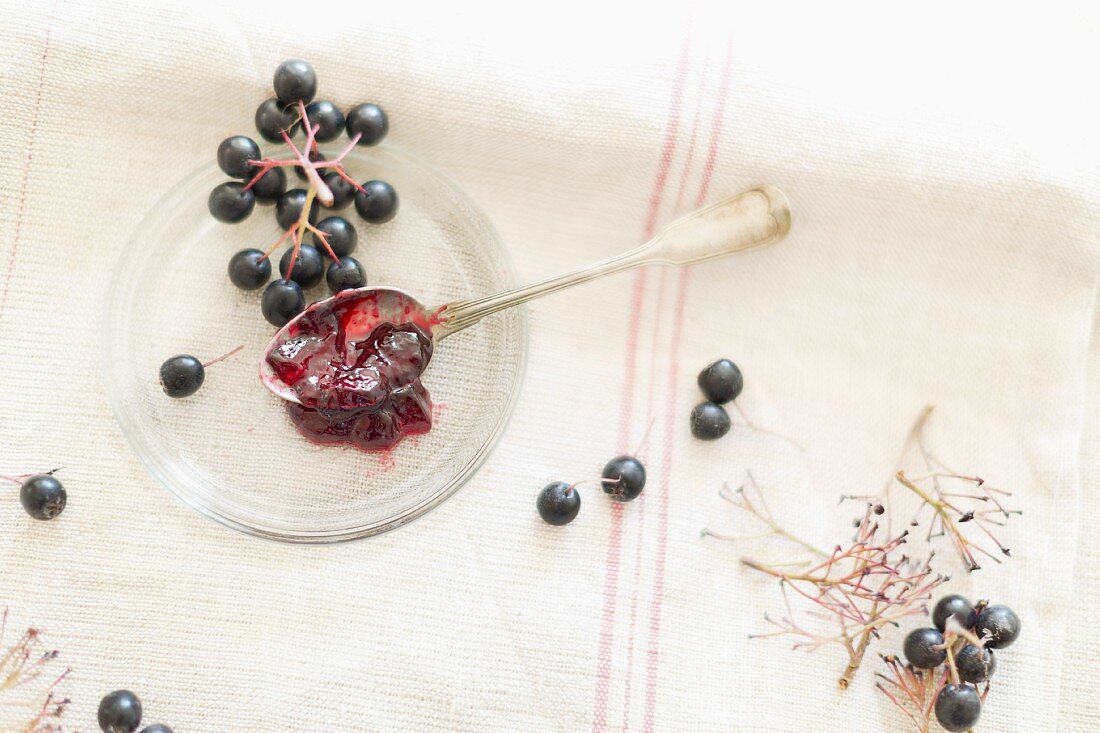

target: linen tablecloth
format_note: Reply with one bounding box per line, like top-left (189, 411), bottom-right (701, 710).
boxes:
top-left (1, 1), bottom-right (1098, 730)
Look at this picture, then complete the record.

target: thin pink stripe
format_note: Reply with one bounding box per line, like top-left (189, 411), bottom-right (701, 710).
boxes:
top-left (620, 47), bottom-right (712, 728)
top-left (592, 29), bottom-right (693, 733)
top-left (642, 34), bottom-right (735, 733)
top-left (0, 0), bottom-right (59, 325)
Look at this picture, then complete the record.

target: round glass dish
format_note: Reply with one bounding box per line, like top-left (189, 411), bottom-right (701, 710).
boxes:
top-left (104, 146), bottom-right (526, 543)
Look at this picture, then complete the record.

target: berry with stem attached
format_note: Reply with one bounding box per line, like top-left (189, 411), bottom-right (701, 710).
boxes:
top-left (537, 481), bottom-right (581, 525)
top-left (313, 216), bottom-right (357, 258)
top-left (321, 171), bottom-right (354, 209)
top-left (976, 604), bottom-right (1020, 649)
top-left (304, 100), bottom-right (344, 142)
top-left (934, 684), bottom-right (981, 732)
top-left (98, 689), bottom-right (143, 733)
top-left (19, 474), bottom-right (66, 521)
top-left (208, 182), bottom-right (255, 223)
top-left (262, 279), bottom-right (305, 327)
top-left (160, 355), bottom-right (205, 398)
top-left (902, 627), bottom-right (946, 669)
top-left (250, 166), bottom-right (286, 204)
top-left (346, 103), bottom-right (388, 146)
top-left (279, 245), bottom-right (325, 288)
top-left (354, 179), bottom-right (399, 223)
top-left (698, 358), bottom-right (743, 404)
top-left (255, 98), bottom-right (298, 142)
top-left (228, 248), bottom-right (272, 290)
top-left (276, 189), bottom-right (320, 230)
top-left (602, 455), bottom-right (646, 502)
top-left (273, 59), bottom-right (316, 106)
top-left (956, 643), bottom-right (996, 683)
top-left (933, 594), bottom-right (976, 633)
top-left (216, 135), bottom-right (261, 178)
top-left (326, 257), bottom-right (366, 293)
top-left (690, 401), bottom-right (731, 440)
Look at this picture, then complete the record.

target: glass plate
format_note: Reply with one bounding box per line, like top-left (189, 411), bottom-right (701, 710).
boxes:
top-left (104, 146), bottom-right (526, 543)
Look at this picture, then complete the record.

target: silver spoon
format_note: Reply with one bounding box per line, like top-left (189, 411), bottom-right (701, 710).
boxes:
top-left (261, 184), bottom-right (792, 402)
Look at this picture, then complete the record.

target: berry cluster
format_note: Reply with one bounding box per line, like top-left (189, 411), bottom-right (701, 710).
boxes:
top-left (690, 358), bottom-right (742, 440)
top-left (536, 455), bottom-right (646, 526)
top-left (98, 689), bottom-right (172, 733)
top-left (885, 594), bottom-right (1021, 732)
top-left (208, 59), bottom-right (397, 327)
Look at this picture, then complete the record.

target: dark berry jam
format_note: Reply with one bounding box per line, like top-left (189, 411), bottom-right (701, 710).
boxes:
top-left (265, 296), bottom-right (434, 451)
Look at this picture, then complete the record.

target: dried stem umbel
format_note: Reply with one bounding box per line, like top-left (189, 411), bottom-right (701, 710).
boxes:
top-left (706, 407), bottom-right (1019, 688)
top-left (244, 100), bottom-right (366, 277)
top-left (0, 609), bottom-right (70, 733)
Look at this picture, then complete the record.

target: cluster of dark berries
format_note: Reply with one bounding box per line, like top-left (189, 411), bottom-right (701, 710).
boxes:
top-left (901, 594), bottom-right (1021, 732)
top-left (159, 345), bottom-right (243, 399)
top-left (208, 59), bottom-right (397, 327)
top-left (98, 689), bottom-right (171, 733)
top-left (17, 471), bottom-right (66, 520)
top-left (537, 455), bottom-right (646, 526)
top-left (690, 358), bottom-right (742, 440)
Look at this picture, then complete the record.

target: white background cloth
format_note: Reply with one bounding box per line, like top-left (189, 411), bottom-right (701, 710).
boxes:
top-left (1, 1), bottom-right (1098, 731)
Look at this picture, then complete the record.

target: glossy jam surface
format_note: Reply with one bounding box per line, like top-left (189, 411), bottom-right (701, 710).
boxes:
top-left (265, 298), bottom-right (434, 451)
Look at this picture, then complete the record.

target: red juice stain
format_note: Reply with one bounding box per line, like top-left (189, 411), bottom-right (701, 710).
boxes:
top-left (265, 296), bottom-right (435, 452)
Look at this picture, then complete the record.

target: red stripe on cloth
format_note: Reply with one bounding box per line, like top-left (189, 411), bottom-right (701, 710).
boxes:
top-left (592, 30), bottom-right (693, 733)
top-left (0, 0), bottom-right (59, 326)
top-left (620, 46), bottom-right (712, 729)
top-left (642, 34), bottom-right (734, 733)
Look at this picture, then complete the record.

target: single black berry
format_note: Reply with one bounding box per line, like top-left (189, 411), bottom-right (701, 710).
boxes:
top-left (313, 216), bottom-right (358, 258)
top-left (98, 689), bottom-right (143, 733)
top-left (346, 103), bottom-right (388, 146)
top-left (294, 150), bottom-right (326, 181)
top-left (279, 245), bottom-right (325, 288)
top-left (690, 401), bottom-right (731, 440)
top-left (275, 189), bottom-right (319, 230)
top-left (321, 171), bottom-right (354, 209)
top-left (326, 257), bottom-right (366, 293)
top-left (160, 355), bottom-right (205, 398)
top-left (255, 97), bottom-right (298, 142)
top-left (304, 100), bottom-right (344, 142)
top-left (354, 179), bottom-right (398, 223)
top-left (262, 279), bottom-right (305, 327)
top-left (975, 604), bottom-right (1020, 649)
top-left (139, 726), bottom-right (174, 733)
top-left (216, 135), bottom-right (261, 178)
top-left (273, 59), bottom-right (316, 106)
top-left (227, 248), bottom-right (271, 290)
top-left (902, 627), bottom-right (946, 668)
top-left (956, 644), bottom-right (996, 683)
top-left (19, 474), bottom-right (66, 521)
top-left (537, 481), bottom-right (581, 525)
top-left (934, 684), bottom-right (981, 732)
top-left (933, 594), bottom-right (976, 633)
top-left (251, 166), bottom-right (286, 204)
top-left (208, 182), bottom-right (255, 223)
top-left (697, 358), bottom-right (743, 404)
top-left (601, 455), bottom-right (646, 502)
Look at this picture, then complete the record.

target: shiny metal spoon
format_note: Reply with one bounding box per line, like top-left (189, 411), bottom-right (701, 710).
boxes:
top-left (261, 184), bottom-right (792, 403)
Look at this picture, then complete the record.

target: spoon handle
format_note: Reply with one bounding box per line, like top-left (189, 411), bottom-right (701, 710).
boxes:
top-left (434, 184), bottom-right (791, 338)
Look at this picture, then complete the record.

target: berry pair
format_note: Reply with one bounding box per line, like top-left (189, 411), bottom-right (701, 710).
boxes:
top-left (901, 594), bottom-right (1021, 732)
top-left (98, 689), bottom-right (171, 733)
top-left (537, 455), bottom-right (646, 526)
top-left (690, 359), bottom-right (742, 440)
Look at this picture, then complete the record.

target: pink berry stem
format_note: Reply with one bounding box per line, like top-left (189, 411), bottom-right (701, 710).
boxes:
top-left (202, 344), bottom-right (245, 368)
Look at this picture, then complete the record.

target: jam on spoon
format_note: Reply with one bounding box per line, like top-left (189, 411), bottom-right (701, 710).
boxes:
top-left (265, 292), bottom-right (434, 451)
top-left (262, 185), bottom-right (793, 452)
